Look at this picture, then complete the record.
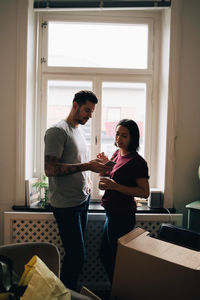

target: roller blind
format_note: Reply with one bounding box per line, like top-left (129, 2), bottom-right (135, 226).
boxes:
top-left (34, 0), bottom-right (171, 9)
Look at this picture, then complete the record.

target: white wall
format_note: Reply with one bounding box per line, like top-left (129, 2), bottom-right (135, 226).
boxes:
top-left (26, 0), bottom-right (36, 179)
top-left (156, 8), bottom-right (170, 192)
top-left (0, 0), bottom-right (200, 244)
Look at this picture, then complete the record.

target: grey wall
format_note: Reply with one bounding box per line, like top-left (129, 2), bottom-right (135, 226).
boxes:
top-left (173, 0), bottom-right (200, 223)
top-left (0, 0), bottom-right (17, 244)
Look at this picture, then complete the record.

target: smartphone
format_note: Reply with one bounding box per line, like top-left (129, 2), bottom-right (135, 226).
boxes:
top-left (105, 160), bottom-right (116, 167)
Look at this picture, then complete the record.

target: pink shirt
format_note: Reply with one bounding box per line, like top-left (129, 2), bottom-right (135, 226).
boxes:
top-left (101, 150), bottom-right (149, 216)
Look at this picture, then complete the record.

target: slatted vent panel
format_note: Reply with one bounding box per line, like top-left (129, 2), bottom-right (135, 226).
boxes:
top-left (12, 219), bottom-right (65, 259)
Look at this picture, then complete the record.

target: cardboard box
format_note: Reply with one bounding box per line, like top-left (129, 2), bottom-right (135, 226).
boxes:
top-left (80, 286), bottom-right (102, 300)
top-left (111, 227), bottom-right (200, 300)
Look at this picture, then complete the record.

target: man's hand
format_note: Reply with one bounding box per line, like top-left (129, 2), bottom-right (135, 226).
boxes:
top-left (86, 177), bottom-right (92, 194)
top-left (45, 156), bottom-right (112, 177)
top-left (87, 159), bottom-right (112, 173)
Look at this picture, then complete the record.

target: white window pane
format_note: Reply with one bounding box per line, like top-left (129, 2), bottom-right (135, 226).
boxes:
top-left (48, 22), bottom-right (148, 69)
top-left (47, 80), bottom-right (92, 147)
top-left (101, 82), bottom-right (146, 159)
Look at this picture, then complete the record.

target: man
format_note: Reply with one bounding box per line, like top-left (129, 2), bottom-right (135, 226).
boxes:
top-left (44, 90), bottom-right (111, 291)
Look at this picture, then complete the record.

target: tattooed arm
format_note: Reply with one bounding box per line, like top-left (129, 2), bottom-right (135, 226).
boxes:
top-left (45, 155), bottom-right (112, 177)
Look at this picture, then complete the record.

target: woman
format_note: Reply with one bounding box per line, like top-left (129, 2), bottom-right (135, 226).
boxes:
top-left (97, 119), bottom-right (150, 283)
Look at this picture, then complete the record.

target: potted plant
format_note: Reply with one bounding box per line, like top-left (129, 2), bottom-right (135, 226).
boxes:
top-left (33, 175), bottom-right (49, 208)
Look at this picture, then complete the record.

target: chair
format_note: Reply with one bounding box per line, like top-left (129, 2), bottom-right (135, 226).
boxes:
top-left (157, 223), bottom-right (200, 251)
top-left (0, 242), bottom-right (94, 300)
top-left (0, 242), bottom-right (60, 278)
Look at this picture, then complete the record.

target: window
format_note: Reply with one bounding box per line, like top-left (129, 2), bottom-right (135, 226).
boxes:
top-left (37, 10), bottom-right (160, 200)
top-left (101, 82), bottom-right (146, 159)
top-left (48, 22), bottom-right (148, 69)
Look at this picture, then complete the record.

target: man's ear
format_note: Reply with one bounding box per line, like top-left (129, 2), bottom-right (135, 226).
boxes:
top-left (73, 101), bottom-right (79, 111)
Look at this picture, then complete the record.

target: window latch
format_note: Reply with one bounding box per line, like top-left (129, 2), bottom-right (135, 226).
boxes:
top-left (41, 21), bottom-right (47, 29)
top-left (41, 57), bottom-right (46, 64)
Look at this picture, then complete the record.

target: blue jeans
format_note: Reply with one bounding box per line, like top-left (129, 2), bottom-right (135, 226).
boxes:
top-left (99, 213), bottom-right (136, 283)
top-left (53, 196), bottom-right (90, 291)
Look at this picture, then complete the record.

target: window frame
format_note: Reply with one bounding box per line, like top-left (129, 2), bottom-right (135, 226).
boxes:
top-left (36, 9), bottom-right (161, 200)
top-left (40, 12), bottom-right (154, 75)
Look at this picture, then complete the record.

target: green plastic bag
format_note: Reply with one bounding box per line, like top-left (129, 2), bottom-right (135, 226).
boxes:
top-left (0, 256), bottom-right (19, 293)
top-left (0, 256), bottom-right (26, 300)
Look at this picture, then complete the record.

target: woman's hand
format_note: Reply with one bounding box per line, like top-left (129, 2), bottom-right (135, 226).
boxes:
top-left (97, 152), bottom-right (109, 164)
top-left (99, 177), bottom-right (150, 198)
top-left (99, 177), bottom-right (118, 190)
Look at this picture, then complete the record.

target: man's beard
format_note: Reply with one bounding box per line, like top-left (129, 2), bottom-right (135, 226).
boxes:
top-left (78, 119), bottom-right (87, 125)
top-left (75, 109), bottom-right (89, 125)
top-left (76, 115), bottom-right (89, 125)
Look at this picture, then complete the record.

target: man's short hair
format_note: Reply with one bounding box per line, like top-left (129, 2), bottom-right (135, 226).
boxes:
top-left (73, 90), bottom-right (98, 106)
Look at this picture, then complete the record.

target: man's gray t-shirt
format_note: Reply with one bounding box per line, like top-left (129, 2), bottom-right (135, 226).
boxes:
top-left (44, 120), bottom-right (89, 208)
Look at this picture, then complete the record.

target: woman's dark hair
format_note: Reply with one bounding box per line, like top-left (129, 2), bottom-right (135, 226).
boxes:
top-left (115, 119), bottom-right (140, 152)
top-left (73, 90), bottom-right (98, 106)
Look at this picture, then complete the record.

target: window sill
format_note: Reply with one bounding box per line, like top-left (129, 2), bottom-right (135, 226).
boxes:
top-left (12, 203), bottom-right (175, 214)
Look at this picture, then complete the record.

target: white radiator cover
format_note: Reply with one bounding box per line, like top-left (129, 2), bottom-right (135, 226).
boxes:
top-left (4, 212), bottom-right (183, 290)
